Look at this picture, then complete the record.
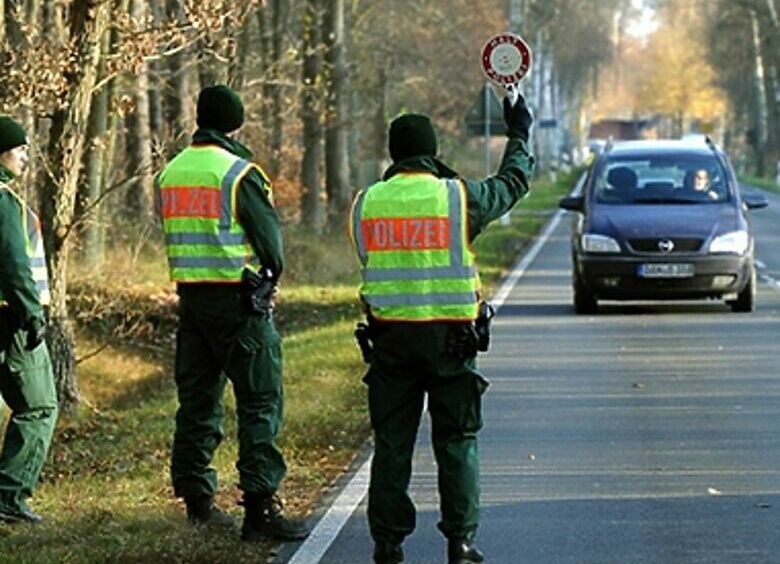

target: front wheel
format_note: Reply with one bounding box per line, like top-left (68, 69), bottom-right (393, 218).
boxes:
top-left (729, 263), bottom-right (756, 313)
top-left (573, 272), bottom-right (598, 314)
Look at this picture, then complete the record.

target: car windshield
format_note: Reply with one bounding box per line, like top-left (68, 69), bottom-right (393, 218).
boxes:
top-left (594, 153), bottom-right (730, 204)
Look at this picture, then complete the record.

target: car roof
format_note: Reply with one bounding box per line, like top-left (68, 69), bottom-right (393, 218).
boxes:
top-left (604, 139), bottom-right (718, 158)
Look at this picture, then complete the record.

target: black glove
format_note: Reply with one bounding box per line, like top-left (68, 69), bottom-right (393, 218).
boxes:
top-left (241, 267), bottom-right (276, 314)
top-left (503, 93), bottom-right (533, 142)
top-left (24, 317), bottom-right (46, 351)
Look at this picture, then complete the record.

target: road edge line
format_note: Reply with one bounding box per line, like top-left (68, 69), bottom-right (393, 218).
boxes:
top-left (491, 209), bottom-right (564, 312)
top-left (286, 453), bottom-right (373, 564)
top-left (492, 172), bottom-right (584, 312)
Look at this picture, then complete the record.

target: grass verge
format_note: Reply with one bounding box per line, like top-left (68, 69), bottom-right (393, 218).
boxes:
top-left (0, 169), bottom-right (579, 563)
top-left (740, 175), bottom-right (780, 194)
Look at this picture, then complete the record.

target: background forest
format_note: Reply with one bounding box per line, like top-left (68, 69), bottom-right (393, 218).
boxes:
top-left (0, 0), bottom-right (777, 410)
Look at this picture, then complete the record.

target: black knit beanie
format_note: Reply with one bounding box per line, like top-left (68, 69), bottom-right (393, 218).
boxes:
top-left (0, 116), bottom-right (27, 154)
top-left (197, 85), bottom-right (245, 133)
top-left (388, 114), bottom-right (438, 162)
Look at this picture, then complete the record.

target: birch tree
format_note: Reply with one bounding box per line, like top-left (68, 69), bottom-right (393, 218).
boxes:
top-left (40, 0), bottom-right (112, 411)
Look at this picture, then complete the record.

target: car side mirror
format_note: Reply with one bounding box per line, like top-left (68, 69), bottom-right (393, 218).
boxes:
top-left (742, 193), bottom-right (769, 210)
top-left (559, 195), bottom-right (585, 213)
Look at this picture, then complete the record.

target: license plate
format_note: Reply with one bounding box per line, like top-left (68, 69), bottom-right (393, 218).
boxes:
top-left (638, 263), bottom-right (695, 278)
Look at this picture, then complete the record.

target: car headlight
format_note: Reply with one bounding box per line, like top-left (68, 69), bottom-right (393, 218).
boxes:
top-left (582, 233), bottom-right (621, 253)
top-left (709, 231), bottom-right (749, 255)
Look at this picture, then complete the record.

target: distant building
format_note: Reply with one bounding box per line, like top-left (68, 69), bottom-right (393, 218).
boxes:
top-left (588, 119), bottom-right (654, 141)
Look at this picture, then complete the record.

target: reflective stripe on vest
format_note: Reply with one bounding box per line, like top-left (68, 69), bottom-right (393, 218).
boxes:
top-left (351, 175), bottom-right (479, 321)
top-left (157, 145), bottom-right (271, 283)
top-left (26, 208), bottom-right (50, 305)
top-left (0, 186), bottom-right (50, 307)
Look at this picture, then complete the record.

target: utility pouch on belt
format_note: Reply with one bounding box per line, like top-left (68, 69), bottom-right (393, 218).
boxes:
top-left (446, 323), bottom-right (479, 361)
top-left (475, 301), bottom-right (495, 352)
top-left (241, 267), bottom-right (276, 314)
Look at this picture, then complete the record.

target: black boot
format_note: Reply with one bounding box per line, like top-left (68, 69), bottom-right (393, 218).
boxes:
top-left (184, 496), bottom-right (236, 528)
top-left (447, 538), bottom-right (484, 564)
top-left (373, 542), bottom-right (404, 563)
top-left (241, 493), bottom-right (309, 542)
top-left (0, 505), bottom-right (43, 525)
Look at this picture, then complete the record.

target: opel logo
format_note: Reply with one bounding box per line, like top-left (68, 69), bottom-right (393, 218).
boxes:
top-left (658, 239), bottom-right (675, 253)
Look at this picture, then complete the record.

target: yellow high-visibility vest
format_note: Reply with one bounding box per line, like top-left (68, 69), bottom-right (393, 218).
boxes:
top-left (350, 173), bottom-right (479, 321)
top-left (156, 144), bottom-right (272, 283)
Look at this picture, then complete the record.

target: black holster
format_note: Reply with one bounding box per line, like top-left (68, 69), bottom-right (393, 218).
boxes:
top-left (354, 322), bottom-right (373, 364)
top-left (241, 267), bottom-right (276, 315)
top-left (475, 301), bottom-right (495, 352)
top-left (445, 301), bottom-right (495, 360)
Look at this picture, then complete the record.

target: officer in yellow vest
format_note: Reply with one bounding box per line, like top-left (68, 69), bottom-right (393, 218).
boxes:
top-left (156, 85), bottom-right (307, 541)
top-left (0, 116), bottom-right (58, 524)
top-left (350, 94), bottom-right (534, 563)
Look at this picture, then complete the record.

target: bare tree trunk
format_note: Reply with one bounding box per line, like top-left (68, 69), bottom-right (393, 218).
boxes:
top-left (198, 37), bottom-right (220, 87)
top-left (147, 0), bottom-right (164, 153)
top-left (3, 0), bottom-right (23, 46)
top-left (768, 0), bottom-right (779, 30)
top-left (256, 0), bottom-right (272, 141)
top-left (371, 61), bottom-right (388, 183)
top-left (0, 0), bottom-right (6, 46)
top-left (123, 0), bottom-right (153, 223)
top-left (257, 0), bottom-right (288, 176)
top-left (227, 4), bottom-right (252, 90)
top-left (164, 0), bottom-right (193, 154)
top-left (100, 0), bottom-right (130, 204)
top-left (0, 0), bottom-right (24, 104)
top-left (40, 0), bottom-right (110, 413)
top-left (300, 0), bottom-right (324, 232)
top-left (323, 0), bottom-right (351, 232)
top-left (751, 9), bottom-right (769, 175)
top-left (78, 24), bottom-right (110, 268)
top-left (759, 1), bottom-right (780, 166)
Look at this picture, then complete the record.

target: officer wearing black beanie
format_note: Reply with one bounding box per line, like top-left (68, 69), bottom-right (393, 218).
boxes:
top-left (350, 94), bottom-right (535, 564)
top-left (196, 85), bottom-right (245, 133)
top-left (0, 117), bottom-right (28, 154)
top-left (156, 86), bottom-right (308, 542)
top-left (388, 114), bottom-right (438, 162)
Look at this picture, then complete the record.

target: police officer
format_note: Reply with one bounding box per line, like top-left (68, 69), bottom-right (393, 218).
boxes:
top-left (0, 116), bottom-right (58, 524)
top-left (156, 85), bottom-right (307, 541)
top-left (349, 93), bottom-right (534, 563)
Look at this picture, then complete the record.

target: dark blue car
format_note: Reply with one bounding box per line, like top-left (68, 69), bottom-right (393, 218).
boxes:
top-left (559, 139), bottom-right (769, 314)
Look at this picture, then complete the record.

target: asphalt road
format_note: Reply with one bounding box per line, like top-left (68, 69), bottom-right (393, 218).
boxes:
top-left (291, 185), bottom-right (780, 564)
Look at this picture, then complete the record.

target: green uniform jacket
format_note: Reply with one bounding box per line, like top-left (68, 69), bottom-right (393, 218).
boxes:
top-left (186, 129), bottom-right (284, 280)
top-left (380, 137), bottom-right (535, 243)
top-left (0, 166), bottom-right (43, 327)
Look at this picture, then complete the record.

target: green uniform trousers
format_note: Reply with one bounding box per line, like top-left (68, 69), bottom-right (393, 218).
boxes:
top-left (364, 323), bottom-right (488, 545)
top-left (170, 286), bottom-right (286, 498)
top-left (0, 311), bottom-right (58, 513)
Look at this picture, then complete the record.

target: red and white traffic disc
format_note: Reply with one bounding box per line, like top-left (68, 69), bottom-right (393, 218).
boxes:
top-left (481, 33), bottom-right (532, 85)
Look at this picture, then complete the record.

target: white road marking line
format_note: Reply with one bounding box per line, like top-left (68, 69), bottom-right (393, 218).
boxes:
top-left (286, 174), bottom-right (584, 563)
top-left (491, 210), bottom-right (564, 312)
top-left (759, 273), bottom-right (780, 291)
top-left (287, 458), bottom-right (372, 564)
top-left (493, 173), bottom-right (584, 312)
top-left (755, 259), bottom-right (780, 291)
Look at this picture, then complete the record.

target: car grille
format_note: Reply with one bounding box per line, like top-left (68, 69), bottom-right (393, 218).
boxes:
top-left (627, 238), bottom-right (703, 253)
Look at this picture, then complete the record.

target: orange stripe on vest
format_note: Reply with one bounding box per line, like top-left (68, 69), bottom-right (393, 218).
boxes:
top-left (161, 186), bottom-right (221, 219)
top-left (361, 217), bottom-right (450, 251)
